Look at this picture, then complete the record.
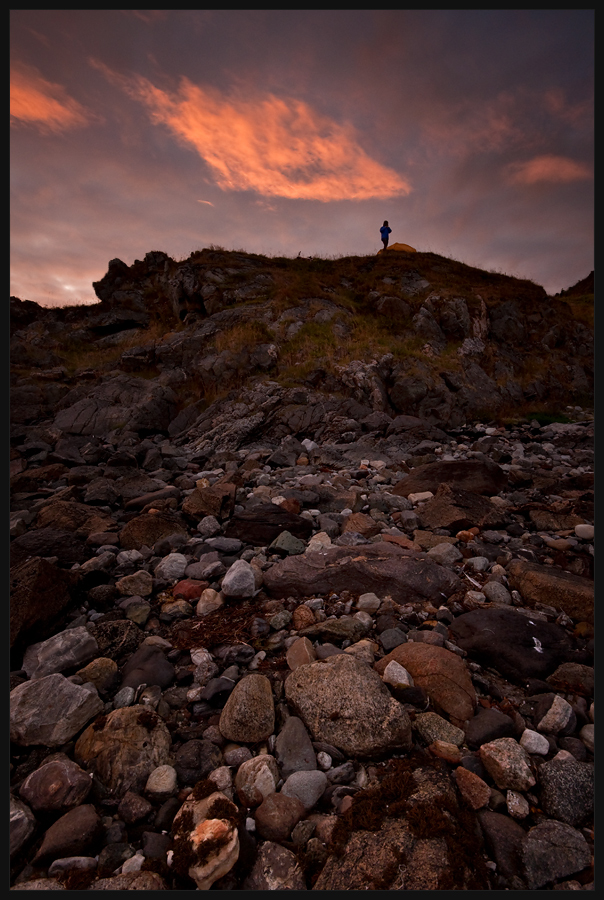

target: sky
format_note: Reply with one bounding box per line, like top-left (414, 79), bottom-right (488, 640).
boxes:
top-left (10, 9), bottom-right (594, 307)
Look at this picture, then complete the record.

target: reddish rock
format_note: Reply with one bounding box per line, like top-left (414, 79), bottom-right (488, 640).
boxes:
top-left (375, 643), bottom-right (476, 723)
top-left (341, 512), bottom-right (382, 537)
top-left (224, 503), bottom-right (313, 545)
top-left (506, 559), bottom-right (593, 624)
top-left (33, 804), bottom-right (102, 864)
top-left (415, 483), bottom-right (511, 533)
top-left (173, 579), bottom-right (208, 601)
top-left (19, 757), bottom-right (92, 813)
top-left (10, 557), bottom-right (77, 650)
top-left (182, 482), bottom-right (236, 521)
top-left (263, 542), bottom-right (460, 605)
top-left (254, 792), bottom-right (306, 842)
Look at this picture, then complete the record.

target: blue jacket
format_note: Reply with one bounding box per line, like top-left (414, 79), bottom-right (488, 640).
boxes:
top-left (380, 226), bottom-right (391, 239)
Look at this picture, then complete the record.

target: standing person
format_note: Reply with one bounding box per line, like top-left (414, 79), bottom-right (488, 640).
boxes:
top-left (380, 220), bottom-right (392, 251)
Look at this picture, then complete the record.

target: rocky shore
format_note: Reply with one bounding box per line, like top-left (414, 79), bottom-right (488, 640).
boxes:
top-left (10, 408), bottom-right (594, 890)
top-left (10, 248), bottom-right (594, 889)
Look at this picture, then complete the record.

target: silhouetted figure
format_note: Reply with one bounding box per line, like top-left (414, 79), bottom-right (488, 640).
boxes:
top-left (380, 221), bottom-right (392, 251)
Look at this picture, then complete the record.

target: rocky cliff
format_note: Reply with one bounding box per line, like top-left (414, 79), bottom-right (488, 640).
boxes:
top-left (9, 248), bottom-right (594, 890)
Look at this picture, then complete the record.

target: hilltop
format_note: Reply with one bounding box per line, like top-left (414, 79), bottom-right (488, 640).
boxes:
top-left (10, 247), bottom-right (594, 452)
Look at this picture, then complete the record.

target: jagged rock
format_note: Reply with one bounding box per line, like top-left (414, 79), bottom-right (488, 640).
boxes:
top-left (10, 796), bottom-right (36, 858)
top-left (22, 626), bottom-right (99, 680)
top-left (285, 653), bottom-right (412, 758)
top-left (118, 512), bottom-right (188, 551)
top-left (521, 820), bottom-right (591, 889)
top-left (10, 674), bottom-right (104, 747)
top-left (415, 483), bottom-right (511, 532)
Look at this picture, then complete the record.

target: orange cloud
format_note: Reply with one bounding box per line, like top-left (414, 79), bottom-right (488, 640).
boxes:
top-left (10, 63), bottom-right (92, 132)
top-left (95, 64), bottom-right (410, 201)
top-left (506, 154), bottom-right (592, 185)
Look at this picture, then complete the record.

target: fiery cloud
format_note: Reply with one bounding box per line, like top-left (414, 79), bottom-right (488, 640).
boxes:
top-left (506, 154), bottom-right (592, 185)
top-left (10, 63), bottom-right (92, 132)
top-left (97, 65), bottom-right (410, 201)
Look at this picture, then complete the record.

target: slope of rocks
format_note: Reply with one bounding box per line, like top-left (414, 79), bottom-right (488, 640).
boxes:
top-left (10, 248), bottom-right (594, 890)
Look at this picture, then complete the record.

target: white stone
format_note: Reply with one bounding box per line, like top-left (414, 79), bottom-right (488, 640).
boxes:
top-left (408, 491), bottom-right (434, 504)
top-left (307, 532), bottom-right (332, 553)
top-left (519, 729), bottom-right (550, 755)
top-left (382, 659), bottom-right (414, 688)
top-left (145, 764), bottom-right (178, 798)
top-left (574, 523), bottom-right (594, 540)
top-left (154, 552), bottom-right (188, 582)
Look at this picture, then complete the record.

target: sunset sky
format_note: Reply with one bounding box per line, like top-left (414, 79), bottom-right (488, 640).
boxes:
top-left (10, 10), bottom-right (593, 307)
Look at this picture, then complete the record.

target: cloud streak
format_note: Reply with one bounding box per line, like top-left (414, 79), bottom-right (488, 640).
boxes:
top-left (95, 64), bottom-right (411, 201)
top-left (10, 62), bottom-right (93, 133)
top-left (505, 154), bottom-right (592, 185)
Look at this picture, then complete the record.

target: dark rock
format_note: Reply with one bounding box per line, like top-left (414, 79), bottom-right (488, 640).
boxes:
top-left (224, 503), bottom-right (313, 544)
top-left (120, 643), bottom-right (176, 690)
top-left (392, 458), bottom-right (507, 497)
top-left (448, 607), bottom-right (584, 684)
top-left (464, 708), bottom-right (517, 748)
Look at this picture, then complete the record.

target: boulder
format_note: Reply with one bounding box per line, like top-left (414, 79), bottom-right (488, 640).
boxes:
top-left (448, 607), bottom-right (587, 683)
top-left (10, 558), bottom-right (77, 651)
top-left (392, 459), bottom-right (507, 497)
top-left (74, 706), bottom-right (172, 799)
top-left (285, 653), bottom-right (412, 758)
top-left (11, 674), bottom-right (104, 747)
top-left (263, 542), bottom-right (460, 605)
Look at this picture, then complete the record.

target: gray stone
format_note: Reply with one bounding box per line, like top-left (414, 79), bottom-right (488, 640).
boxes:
top-left (275, 716), bottom-right (317, 778)
top-left (22, 626), bottom-right (99, 680)
top-left (281, 769), bottom-right (327, 812)
top-left (10, 795), bottom-right (36, 858)
top-left (221, 559), bottom-right (256, 599)
top-left (521, 820), bottom-right (591, 889)
top-left (537, 756), bottom-right (594, 826)
top-left (10, 674), bottom-right (104, 747)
